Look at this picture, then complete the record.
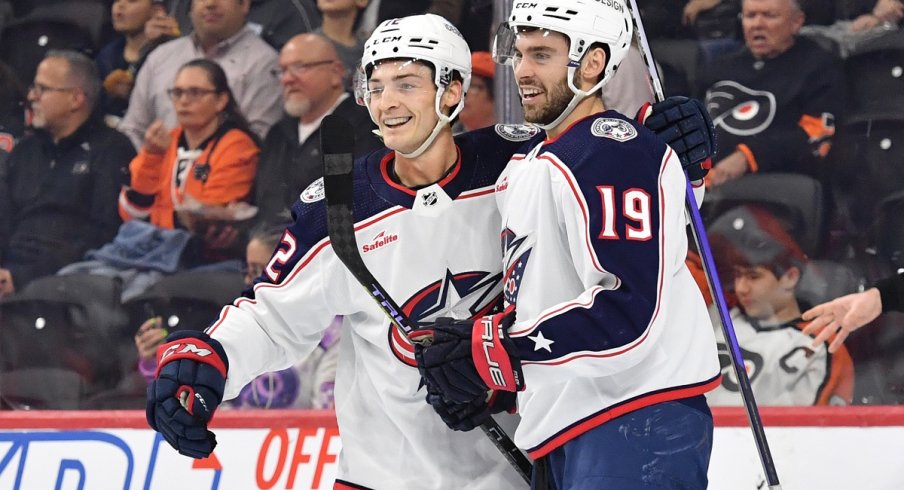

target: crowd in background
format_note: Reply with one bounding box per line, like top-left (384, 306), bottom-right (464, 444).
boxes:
top-left (0, 0), bottom-right (903, 409)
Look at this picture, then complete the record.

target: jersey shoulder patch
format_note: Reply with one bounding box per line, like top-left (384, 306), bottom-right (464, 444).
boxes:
top-left (300, 177), bottom-right (325, 203)
top-left (590, 117), bottom-right (637, 142)
top-left (494, 124), bottom-right (540, 142)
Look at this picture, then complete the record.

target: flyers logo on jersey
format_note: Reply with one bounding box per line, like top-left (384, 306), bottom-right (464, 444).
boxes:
top-left (591, 118), bottom-right (637, 141)
top-left (300, 177), bottom-right (325, 203)
top-left (706, 80), bottom-right (776, 137)
top-left (362, 231), bottom-right (398, 253)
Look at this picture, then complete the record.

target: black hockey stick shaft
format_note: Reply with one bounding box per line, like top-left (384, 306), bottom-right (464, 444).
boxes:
top-left (320, 115), bottom-right (533, 484)
top-left (625, 2), bottom-right (781, 488)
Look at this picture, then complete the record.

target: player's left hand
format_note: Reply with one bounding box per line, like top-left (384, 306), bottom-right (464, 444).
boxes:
top-left (638, 96), bottom-right (716, 181)
top-left (414, 309), bottom-right (524, 404)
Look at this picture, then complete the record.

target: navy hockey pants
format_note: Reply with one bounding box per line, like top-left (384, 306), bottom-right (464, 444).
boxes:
top-left (531, 395), bottom-right (713, 490)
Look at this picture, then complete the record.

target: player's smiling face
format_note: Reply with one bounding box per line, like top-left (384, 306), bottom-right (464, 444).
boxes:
top-left (512, 28), bottom-right (573, 126)
top-left (367, 60), bottom-right (442, 154)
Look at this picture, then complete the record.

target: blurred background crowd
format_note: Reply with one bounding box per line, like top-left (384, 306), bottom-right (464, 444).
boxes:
top-left (0, 0), bottom-right (903, 411)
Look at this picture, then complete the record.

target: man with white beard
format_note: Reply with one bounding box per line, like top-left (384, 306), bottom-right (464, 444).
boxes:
top-left (254, 32), bottom-right (380, 225)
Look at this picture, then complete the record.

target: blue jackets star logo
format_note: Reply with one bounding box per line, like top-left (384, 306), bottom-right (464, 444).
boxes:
top-left (501, 227), bottom-right (532, 307)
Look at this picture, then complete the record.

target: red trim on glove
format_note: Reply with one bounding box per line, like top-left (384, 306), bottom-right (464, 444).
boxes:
top-left (471, 313), bottom-right (521, 392)
top-left (155, 339), bottom-right (228, 378)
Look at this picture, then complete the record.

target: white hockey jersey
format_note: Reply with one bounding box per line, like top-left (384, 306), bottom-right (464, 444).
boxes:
top-left (495, 112), bottom-right (722, 459)
top-left (706, 307), bottom-right (854, 406)
top-left (206, 126), bottom-right (536, 490)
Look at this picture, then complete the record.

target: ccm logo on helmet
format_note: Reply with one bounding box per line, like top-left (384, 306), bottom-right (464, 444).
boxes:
top-left (372, 36), bottom-right (402, 44)
top-left (161, 343), bottom-right (212, 362)
top-left (514, 2), bottom-right (538, 7)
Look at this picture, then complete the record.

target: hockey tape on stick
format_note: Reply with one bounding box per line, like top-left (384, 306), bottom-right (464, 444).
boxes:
top-left (624, 1), bottom-right (782, 488)
top-left (320, 115), bottom-right (533, 484)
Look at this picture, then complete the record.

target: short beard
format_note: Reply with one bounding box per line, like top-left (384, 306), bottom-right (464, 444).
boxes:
top-left (523, 77), bottom-right (573, 126)
top-left (283, 98), bottom-right (311, 119)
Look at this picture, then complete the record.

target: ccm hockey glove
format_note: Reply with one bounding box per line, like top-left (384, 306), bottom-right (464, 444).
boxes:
top-left (638, 96), bottom-right (716, 181)
top-left (414, 309), bottom-right (524, 405)
top-left (146, 330), bottom-right (228, 459)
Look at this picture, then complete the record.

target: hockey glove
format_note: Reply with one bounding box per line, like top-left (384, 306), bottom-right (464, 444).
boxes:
top-left (638, 96), bottom-right (716, 181)
top-left (425, 384), bottom-right (518, 432)
top-left (414, 309), bottom-right (524, 404)
top-left (146, 330), bottom-right (228, 459)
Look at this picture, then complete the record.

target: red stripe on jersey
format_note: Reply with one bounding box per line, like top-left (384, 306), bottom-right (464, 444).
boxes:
top-left (527, 375), bottom-right (722, 459)
top-left (539, 153), bottom-right (605, 274)
top-left (457, 186), bottom-right (495, 199)
top-left (379, 146), bottom-right (462, 196)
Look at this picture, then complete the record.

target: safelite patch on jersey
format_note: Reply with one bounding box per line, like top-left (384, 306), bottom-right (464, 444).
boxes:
top-left (300, 177), bottom-right (325, 203)
top-left (495, 124), bottom-right (540, 142)
top-left (591, 118), bottom-right (637, 142)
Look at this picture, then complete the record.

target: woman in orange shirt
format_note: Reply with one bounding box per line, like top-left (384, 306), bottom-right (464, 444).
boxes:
top-left (119, 59), bottom-right (259, 233)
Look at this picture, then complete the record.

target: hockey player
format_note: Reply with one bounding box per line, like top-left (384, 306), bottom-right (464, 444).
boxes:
top-left (415, 1), bottom-right (723, 488)
top-left (144, 12), bottom-right (716, 490)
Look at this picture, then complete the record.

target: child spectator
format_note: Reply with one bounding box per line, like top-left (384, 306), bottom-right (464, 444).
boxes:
top-left (706, 204), bottom-right (855, 406)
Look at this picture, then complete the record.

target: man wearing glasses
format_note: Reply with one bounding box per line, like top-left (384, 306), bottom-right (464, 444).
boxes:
top-left (0, 50), bottom-right (135, 298)
top-left (118, 0), bottom-right (282, 150)
top-left (254, 32), bottom-right (380, 225)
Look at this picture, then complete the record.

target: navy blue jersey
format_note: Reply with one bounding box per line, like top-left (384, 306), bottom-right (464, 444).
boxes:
top-left (495, 112), bottom-right (721, 458)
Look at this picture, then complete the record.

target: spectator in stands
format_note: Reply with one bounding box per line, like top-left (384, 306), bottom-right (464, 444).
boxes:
top-left (705, 204), bottom-right (854, 405)
top-left (457, 51), bottom-right (495, 132)
top-left (118, 0), bottom-right (282, 150)
top-left (118, 59), bottom-right (259, 261)
top-left (377, 0), bottom-right (462, 25)
top-left (0, 50), bottom-right (135, 298)
top-left (316, 0), bottom-right (369, 80)
top-left (700, 0), bottom-right (844, 186)
top-left (804, 0), bottom-right (903, 31)
top-left (173, 0), bottom-right (322, 50)
top-left (96, 0), bottom-right (160, 124)
top-left (255, 33), bottom-right (379, 225)
top-left (803, 271), bottom-right (904, 353)
top-left (135, 220), bottom-right (341, 409)
top-left (0, 60), bottom-right (26, 151)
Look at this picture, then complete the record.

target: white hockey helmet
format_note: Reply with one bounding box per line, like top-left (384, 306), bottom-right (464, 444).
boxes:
top-left (359, 14), bottom-right (472, 158)
top-left (493, 0), bottom-right (634, 130)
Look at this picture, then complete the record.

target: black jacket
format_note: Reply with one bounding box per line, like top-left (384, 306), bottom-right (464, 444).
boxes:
top-left (254, 95), bottom-right (381, 225)
top-left (0, 118), bottom-right (134, 289)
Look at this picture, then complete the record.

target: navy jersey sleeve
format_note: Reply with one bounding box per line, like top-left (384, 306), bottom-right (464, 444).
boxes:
top-left (507, 119), bottom-right (695, 386)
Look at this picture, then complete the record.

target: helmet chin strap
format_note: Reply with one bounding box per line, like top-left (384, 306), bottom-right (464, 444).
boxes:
top-left (532, 65), bottom-right (610, 132)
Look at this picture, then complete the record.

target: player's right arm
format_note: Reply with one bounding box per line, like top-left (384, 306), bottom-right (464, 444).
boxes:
top-left (146, 196), bottom-right (358, 456)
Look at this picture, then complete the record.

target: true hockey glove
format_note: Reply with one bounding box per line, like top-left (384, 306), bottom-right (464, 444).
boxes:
top-left (425, 384), bottom-right (517, 432)
top-left (414, 310), bottom-right (524, 404)
top-left (638, 96), bottom-right (716, 181)
top-left (146, 330), bottom-right (228, 459)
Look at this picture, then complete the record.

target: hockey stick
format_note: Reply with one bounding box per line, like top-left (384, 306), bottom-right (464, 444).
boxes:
top-left (624, 1), bottom-right (782, 488)
top-left (320, 114), bottom-right (533, 484)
